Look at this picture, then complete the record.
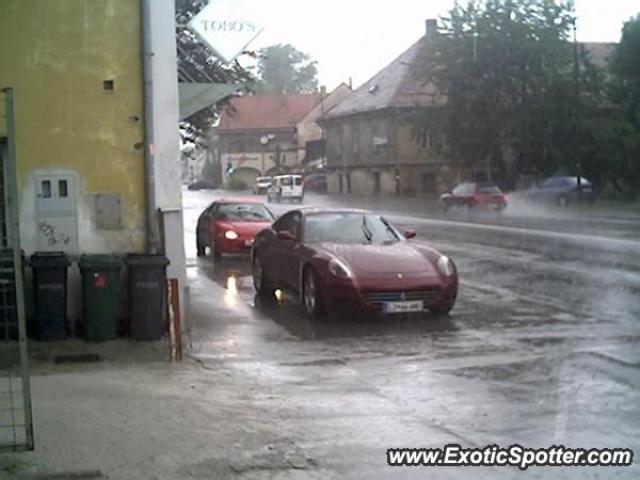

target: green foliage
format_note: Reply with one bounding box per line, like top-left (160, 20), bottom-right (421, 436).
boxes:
top-left (412, 0), bottom-right (603, 188)
top-left (609, 14), bottom-right (640, 117)
top-left (587, 14), bottom-right (640, 197)
top-left (598, 118), bottom-right (640, 195)
top-left (256, 44), bottom-right (319, 94)
top-left (226, 178), bottom-right (248, 190)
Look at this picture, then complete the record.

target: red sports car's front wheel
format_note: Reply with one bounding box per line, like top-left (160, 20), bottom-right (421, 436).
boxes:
top-left (302, 267), bottom-right (324, 319)
top-left (430, 303), bottom-right (454, 316)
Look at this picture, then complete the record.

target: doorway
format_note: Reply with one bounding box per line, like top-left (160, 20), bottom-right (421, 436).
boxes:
top-left (373, 171), bottom-right (381, 195)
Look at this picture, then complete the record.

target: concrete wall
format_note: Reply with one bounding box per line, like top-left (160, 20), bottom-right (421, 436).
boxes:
top-left (0, 0), bottom-right (147, 323)
top-left (143, 0), bottom-right (186, 302)
top-left (1, 0), bottom-right (188, 325)
top-left (327, 168), bottom-right (397, 196)
top-left (1, 0), bottom-right (147, 255)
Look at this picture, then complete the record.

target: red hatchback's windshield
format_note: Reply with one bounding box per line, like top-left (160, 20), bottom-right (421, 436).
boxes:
top-left (215, 204), bottom-right (274, 222)
top-left (477, 184), bottom-right (501, 194)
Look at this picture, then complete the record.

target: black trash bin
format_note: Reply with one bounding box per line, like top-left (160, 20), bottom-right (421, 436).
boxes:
top-left (0, 248), bottom-right (25, 341)
top-left (126, 254), bottom-right (169, 340)
top-left (30, 252), bottom-right (69, 340)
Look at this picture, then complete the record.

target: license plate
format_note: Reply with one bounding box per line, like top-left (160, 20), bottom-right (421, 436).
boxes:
top-left (244, 239), bottom-right (254, 247)
top-left (383, 300), bottom-right (423, 313)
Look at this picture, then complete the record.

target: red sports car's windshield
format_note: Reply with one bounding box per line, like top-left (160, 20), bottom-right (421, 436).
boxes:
top-left (216, 204), bottom-right (274, 222)
top-left (304, 213), bottom-right (402, 245)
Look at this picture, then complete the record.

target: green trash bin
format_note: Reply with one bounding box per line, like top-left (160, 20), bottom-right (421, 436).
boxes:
top-left (78, 254), bottom-right (124, 341)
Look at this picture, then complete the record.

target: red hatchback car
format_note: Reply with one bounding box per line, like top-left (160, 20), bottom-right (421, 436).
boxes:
top-left (196, 198), bottom-right (275, 258)
top-left (439, 182), bottom-right (507, 212)
top-left (252, 208), bottom-right (458, 318)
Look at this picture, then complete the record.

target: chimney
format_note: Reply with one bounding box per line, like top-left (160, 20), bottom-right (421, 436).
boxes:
top-left (425, 18), bottom-right (438, 37)
top-left (320, 85), bottom-right (327, 96)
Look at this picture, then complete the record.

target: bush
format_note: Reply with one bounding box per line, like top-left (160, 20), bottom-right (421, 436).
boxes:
top-left (226, 178), bottom-right (248, 190)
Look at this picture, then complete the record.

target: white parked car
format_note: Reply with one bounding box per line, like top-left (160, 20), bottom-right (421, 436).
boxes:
top-left (252, 176), bottom-right (272, 194)
top-left (267, 174), bottom-right (304, 203)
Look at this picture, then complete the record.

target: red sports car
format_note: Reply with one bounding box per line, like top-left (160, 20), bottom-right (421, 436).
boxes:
top-left (196, 198), bottom-right (275, 258)
top-left (251, 208), bottom-right (458, 318)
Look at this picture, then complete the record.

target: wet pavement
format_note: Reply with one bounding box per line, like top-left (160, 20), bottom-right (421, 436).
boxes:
top-left (183, 188), bottom-right (639, 478)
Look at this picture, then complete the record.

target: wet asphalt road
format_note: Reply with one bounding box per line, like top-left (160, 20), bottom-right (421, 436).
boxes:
top-left (183, 188), bottom-right (640, 479)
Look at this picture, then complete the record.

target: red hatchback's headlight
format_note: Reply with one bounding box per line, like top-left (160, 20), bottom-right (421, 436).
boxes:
top-left (224, 230), bottom-right (239, 240)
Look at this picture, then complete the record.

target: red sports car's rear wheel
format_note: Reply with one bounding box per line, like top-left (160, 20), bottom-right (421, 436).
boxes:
top-left (196, 234), bottom-right (205, 257)
top-left (253, 255), bottom-right (275, 300)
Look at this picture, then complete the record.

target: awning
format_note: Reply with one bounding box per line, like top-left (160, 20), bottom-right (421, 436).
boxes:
top-left (178, 82), bottom-right (243, 120)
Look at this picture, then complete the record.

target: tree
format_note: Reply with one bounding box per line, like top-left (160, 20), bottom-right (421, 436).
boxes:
top-left (609, 14), bottom-right (640, 117)
top-left (597, 14), bottom-right (640, 196)
top-left (256, 44), bottom-right (319, 94)
top-left (412, 0), bottom-right (602, 188)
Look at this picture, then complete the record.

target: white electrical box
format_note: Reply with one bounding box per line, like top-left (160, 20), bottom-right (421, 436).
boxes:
top-left (34, 173), bottom-right (78, 252)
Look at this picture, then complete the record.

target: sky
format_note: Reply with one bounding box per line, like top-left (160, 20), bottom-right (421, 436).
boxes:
top-left (211, 0), bottom-right (639, 91)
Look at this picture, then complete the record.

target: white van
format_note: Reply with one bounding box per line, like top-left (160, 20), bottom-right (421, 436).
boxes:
top-left (267, 174), bottom-right (304, 203)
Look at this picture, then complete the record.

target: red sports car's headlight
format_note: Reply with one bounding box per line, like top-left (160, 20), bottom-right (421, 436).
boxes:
top-left (329, 258), bottom-right (352, 278)
top-left (437, 255), bottom-right (454, 277)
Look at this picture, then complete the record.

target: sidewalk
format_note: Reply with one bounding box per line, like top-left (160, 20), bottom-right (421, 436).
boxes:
top-left (1, 280), bottom-right (289, 479)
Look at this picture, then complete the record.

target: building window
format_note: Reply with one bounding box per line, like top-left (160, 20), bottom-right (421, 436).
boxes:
top-left (417, 128), bottom-right (431, 149)
top-left (41, 180), bottom-right (52, 198)
top-left (58, 180), bottom-right (68, 198)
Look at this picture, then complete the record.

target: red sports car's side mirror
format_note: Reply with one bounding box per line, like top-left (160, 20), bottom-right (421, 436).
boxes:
top-left (277, 230), bottom-right (296, 241)
top-left (404, 230), bottom-right (416, 239)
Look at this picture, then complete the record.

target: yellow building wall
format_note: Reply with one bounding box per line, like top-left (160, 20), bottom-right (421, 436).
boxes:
top-left (0, 0), bottom-right (146, 253)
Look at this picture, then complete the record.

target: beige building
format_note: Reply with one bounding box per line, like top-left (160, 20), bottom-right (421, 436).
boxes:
top-left (215, 93), bottom-right (323, 185)
top-left (295, 84), bottom-right (353, 170)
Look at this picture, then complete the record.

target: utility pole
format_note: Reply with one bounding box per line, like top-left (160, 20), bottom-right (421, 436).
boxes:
top-left (572, 17), bottom-right (582, 188)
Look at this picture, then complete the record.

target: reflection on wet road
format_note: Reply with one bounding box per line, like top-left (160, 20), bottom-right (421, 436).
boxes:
top-left (186, 189), bottom-right (640, 478)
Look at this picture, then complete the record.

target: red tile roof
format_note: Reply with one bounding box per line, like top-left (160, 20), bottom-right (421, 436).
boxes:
top-left (217, 93), bottom-right (323, 131)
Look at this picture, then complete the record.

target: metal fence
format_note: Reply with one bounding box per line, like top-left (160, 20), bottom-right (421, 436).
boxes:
top-left (0, 87), bottom-right (34, 452)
